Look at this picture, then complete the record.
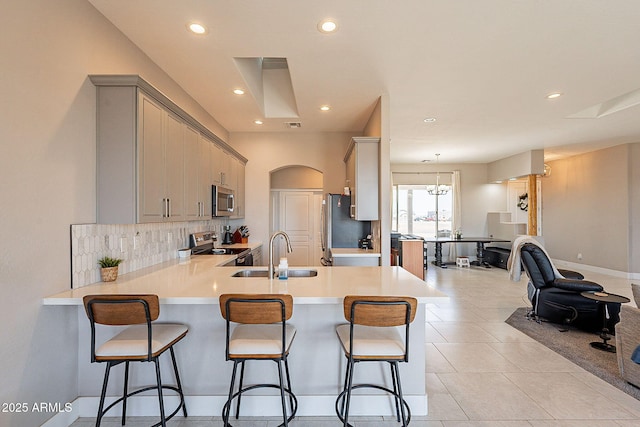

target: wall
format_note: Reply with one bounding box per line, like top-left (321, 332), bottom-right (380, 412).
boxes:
top-left (363, 96), bottom-right (390, 263)
top-left (487, 149), bottom-right (545, 182)
top-left (391, 163), bottom-right (507, 257)
top-left (271, 165), bottom-right (323, 189)
top-left (0, 1), bottom-right (230, 425)
top-left (543, 144), bottom-right (632, 272)
top-left (630, 143), bottom-right (640, 274)
top-left (229, 132), bottom-right (356, 258)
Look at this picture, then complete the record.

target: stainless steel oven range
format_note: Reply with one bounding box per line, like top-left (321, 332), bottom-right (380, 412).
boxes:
top-left (189, 231), bottom-right (253, 266)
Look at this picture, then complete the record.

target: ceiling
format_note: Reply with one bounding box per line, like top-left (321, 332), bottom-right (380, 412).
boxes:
top-left (88, 0), bottom-right (640, 164)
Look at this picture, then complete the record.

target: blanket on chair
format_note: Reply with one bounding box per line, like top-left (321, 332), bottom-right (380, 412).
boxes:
top-left (507, 235), bottom-right (564, 282)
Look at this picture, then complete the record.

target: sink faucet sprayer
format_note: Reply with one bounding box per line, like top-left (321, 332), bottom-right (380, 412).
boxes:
top-left (269, 231), bottom-right (293, 278)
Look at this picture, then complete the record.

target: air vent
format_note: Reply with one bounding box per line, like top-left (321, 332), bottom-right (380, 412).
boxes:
top-left (284, 122), bottom-right (302, 128)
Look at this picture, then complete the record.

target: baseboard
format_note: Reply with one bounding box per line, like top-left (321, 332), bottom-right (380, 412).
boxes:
top-left (42, 394), bottom-right (428, 426)
top-left (40, 400), bottom-right (79, 427)
top-left (552, 259), bottom-right (640, 280)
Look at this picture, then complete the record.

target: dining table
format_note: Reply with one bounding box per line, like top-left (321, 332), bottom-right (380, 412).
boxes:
top-left (424, 236), bottom-right (510, 268)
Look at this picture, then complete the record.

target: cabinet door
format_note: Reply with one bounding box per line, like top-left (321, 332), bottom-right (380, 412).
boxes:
top-left (164, 113), bottom-right (185, 221)
top-left (220, 150), bottom-right (233, 187)
top-left (184, 124), bottom-right (201, 220)
top-left (199, 135), bottom-right (212, 217)
top-left (354, 141), bottom-right (379, 220)
top-left (345, 150), bottom-right (356, 218)
top-left (210, 143), bottom-right (223, 185)
top-left (138, 94), bottom-right (166, 222)
top-left (235, 160), bottom-right (245, 218)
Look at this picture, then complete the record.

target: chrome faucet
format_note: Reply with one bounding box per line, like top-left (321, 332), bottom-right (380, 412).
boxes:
top-left (269, 231), bottom-right (293, 278)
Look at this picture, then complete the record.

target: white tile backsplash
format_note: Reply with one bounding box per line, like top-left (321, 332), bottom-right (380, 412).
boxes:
top-left (70, 219), bottom-right (226, 288)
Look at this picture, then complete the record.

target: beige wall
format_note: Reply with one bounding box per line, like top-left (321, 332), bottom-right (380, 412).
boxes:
top-left (229, 132), bottom-right (357, 259)
top-left (363, 97), bottom-right (390, 263)
top-left (630, 143), bottom-right (640, 273)
top-left (271, 166), bottom-right (323, 189)
top-left (391, 163), bottom-right (507, 256)
top-left (543, 144), bottom-right (633, 272)
top-left (0, 1), bottom-right (229, 425)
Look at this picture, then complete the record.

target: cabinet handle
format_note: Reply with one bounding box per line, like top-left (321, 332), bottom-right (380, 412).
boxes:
top-left (350, 204), bottom-right (355, 218)
top-left (162, 198), bottom-right (167, 218)
top-left (167, 198), bottom-right (171, 218)
top-left (198, 201), bottom-right (202, 217)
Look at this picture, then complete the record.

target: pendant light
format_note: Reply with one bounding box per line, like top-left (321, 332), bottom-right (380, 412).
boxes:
top-left (427, 154), bottom-right (449, 195)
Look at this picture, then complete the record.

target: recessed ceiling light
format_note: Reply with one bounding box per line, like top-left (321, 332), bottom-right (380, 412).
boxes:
top-left (187, 22), bottom-right (207, 35)
top-left (233, 89), bottom-right (245, 95)
top-left (318, 19), bottom-right (338, 33)
top-left (423, 117), bottom-right (436, 123)
top-left (546, 92), bottom-right (562, 99)
top-left (254, 120), bottom-right (263, 125)
top-left (320, 105), bottom-right (331, 111)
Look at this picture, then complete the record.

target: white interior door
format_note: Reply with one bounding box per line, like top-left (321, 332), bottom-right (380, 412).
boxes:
top-left (277, 191), bottom-right (320, 266)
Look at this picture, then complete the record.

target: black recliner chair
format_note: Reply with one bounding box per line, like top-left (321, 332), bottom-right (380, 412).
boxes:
top-left (520, 243), bottom-right (620, 331)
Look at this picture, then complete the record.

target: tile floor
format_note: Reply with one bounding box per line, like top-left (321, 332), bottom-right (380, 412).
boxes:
top-left (71, 265), bottom-right (640, 426)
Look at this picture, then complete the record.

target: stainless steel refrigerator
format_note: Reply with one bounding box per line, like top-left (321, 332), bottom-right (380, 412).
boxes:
top-left (321, 194), bottom-right (371, 265)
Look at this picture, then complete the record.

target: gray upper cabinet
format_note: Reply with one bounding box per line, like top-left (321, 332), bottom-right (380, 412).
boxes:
top-left (137, 95), bottom-right (186, 222)
top-left (344, 137), bottom-right (380, 220)
top-left (184, 124), bottom-right (209, 220)
top-left (234, 159), bottom-right (246, 219)
top-left (92, 75), bottom-right (246, 224)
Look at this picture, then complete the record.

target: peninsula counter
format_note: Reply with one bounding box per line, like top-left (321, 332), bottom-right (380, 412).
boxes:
top-left (44, 257), bottom-right (448, 418)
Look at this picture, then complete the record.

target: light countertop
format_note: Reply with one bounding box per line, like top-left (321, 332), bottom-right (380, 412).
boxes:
top-left (43, 256), bottom-right (448, 306)
top-left (330, 248), bottom-right (381, 257)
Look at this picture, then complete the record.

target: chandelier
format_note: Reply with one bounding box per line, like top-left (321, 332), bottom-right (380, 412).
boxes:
top-left (427, 153), bottom-right (449, 195)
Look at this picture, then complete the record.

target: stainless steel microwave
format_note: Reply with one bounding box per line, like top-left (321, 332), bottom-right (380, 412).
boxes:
top-left (212, 185), bottom-right (235, 216)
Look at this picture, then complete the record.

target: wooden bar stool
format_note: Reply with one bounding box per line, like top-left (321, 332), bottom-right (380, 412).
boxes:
top-left (83, 294), bottom-right (188, 427)
top-left (335, 295), bottom-right (418, 427)
top-left (219, 294), bottom-right (297, 427)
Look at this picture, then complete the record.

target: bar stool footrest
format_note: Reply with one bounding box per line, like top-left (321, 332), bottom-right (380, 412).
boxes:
top-left (335, 383), bottom-right (411, 426)
top-left (222, 383), bottom-right (298, 427)
top-left (99, 384), bottom-right (186, 427)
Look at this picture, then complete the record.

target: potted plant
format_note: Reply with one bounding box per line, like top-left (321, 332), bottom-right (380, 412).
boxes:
top-left (98, 256), bottom-right (123, 282)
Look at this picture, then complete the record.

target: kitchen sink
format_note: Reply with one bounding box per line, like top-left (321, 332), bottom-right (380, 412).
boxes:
top-left (231, 269), bottom-right (318, 278)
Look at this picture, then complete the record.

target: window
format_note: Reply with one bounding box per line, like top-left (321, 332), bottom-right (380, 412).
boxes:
top-left (392, 185), bottom-right (452, 238)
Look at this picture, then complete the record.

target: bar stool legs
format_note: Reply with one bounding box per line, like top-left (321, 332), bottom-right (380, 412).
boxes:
top-left (335, 359), bottom-right (412, 427)
top-left (94, 353), bottom-right (187, 427)
top-left (222, 359), bottom-right (297, 427)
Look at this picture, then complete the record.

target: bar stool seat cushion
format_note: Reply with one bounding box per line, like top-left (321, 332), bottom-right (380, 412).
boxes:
top-left (336, 324), bottom-right (405, 357)
top-left (229, 324), bottom-right (296, 356)
top-left (96, 323), bottom-right (188, 359)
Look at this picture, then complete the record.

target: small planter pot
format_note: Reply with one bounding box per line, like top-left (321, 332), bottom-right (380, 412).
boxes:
top-left (101, 266), bottom-right (119, 282)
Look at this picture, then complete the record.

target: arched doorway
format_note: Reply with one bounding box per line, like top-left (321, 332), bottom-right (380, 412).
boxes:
top-left (270, 166), bottom-right (324, 266)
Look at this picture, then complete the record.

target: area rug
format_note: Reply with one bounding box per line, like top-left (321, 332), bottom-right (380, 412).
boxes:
top-left (506, 307), bottom-right (640, 400)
